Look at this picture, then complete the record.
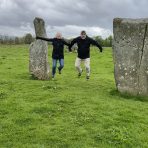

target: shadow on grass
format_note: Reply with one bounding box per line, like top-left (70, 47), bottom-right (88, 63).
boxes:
top-left (110, 89), bottom-right (148, 102)
top-left (0, 91), bottom-right (7, 100)
top-left (16, 73), bottom-right (52, 81)
top-left (14, 72), bottom-right (32, 80)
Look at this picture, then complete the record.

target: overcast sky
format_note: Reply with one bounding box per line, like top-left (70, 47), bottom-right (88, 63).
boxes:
top-left (0, 0), bottom-right (148, 38)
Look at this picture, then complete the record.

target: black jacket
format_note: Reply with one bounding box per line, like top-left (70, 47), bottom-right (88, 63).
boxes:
top-left (69, 36), bottom-right (103, 59)
top-left (36, 37), bottom-right (69, 59)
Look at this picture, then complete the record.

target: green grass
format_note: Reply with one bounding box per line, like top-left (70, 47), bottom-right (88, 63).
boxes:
top-left (0, 44), bottom-right (148, 148)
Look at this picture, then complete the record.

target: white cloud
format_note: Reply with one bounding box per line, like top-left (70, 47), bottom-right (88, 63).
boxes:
top-left (0, 0), bottom-right (148, 37)
top-left (46, 25), bottom-right (112, 39)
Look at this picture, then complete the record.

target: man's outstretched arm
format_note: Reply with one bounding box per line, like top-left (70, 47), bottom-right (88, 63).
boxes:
top-left (90, 38), bottom-right (103, 52)
top-left (36, 36), bottom-right (54, 42)
top-left (62, 39), bottom-right (70, 46)
top-left (69, 38), bottom-right (78, 52)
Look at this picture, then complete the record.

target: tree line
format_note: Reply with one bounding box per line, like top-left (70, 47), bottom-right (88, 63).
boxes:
top-left (0, 33), bottom-right (113, 47)
top-left (0, 33), bottom-right (34, 45)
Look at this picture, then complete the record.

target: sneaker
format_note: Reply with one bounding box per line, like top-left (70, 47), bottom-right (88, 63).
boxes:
top-left (58, 68), bottom-right (62, 74)
top-left (86, 76), bottom-right (90, 80)
top-left (59, 70), bottom-right (61, 74)
top-left (78, 69), bottom-right (83, 77)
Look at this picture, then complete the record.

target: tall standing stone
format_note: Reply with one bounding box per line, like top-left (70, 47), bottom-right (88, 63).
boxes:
top-left (113, 18), bottom-right (148, 96)
top-left (29, 17), bottom-right (50, 80)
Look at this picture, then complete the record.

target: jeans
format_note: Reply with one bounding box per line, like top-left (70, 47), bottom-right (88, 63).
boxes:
top-left (52, 58), bottom-right (64, 77)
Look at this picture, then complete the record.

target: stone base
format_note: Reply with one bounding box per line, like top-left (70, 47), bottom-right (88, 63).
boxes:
top-left (113, 18), bottom-right (148, 96)
top-left (29, 40), bottom-right (50, 80)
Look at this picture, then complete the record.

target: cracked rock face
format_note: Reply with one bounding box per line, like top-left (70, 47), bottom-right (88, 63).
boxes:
top-left (113, 18), bottom-right (148, 96)
top-left (29, 17), bottom-right (50, 80)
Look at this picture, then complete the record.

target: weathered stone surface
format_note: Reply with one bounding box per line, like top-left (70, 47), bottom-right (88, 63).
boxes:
top-left (113, 18), bottom-right (148, 96)
top-left (29, 17), bottom-right (49, 80)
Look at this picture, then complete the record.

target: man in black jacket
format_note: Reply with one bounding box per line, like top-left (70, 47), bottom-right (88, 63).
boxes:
top-left (69, 31), bottom-right (103, 79)
top-left (36, 32), bottom-right (69, 79)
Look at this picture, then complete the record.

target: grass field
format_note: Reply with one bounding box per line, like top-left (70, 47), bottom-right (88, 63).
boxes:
top-left (0, 44), bottom-right (148, 148)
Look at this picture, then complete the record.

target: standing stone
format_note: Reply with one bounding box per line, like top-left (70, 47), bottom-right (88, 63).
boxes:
top-left (113, 18), bottom-right (148, 96)
top-left (29, 17), bottom-right (49, 80)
